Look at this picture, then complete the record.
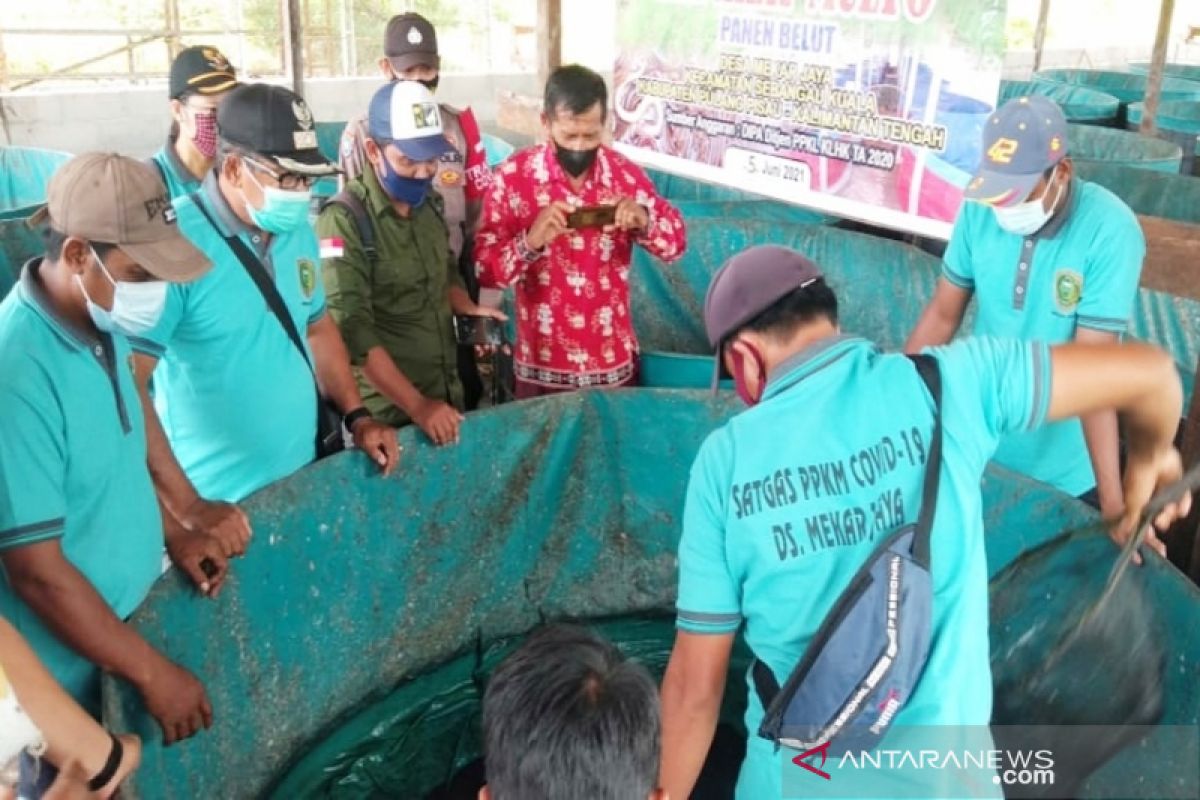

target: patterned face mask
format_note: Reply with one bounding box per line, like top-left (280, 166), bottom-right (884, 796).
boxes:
top-left (191, 109), bottom-right (218, 159)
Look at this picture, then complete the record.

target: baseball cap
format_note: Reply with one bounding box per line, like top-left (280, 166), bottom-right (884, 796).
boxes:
top-left (169, 45), bottom-right (237, 100)
top-left (384, 13), bottom-right (440, 72)
top-left (31, 153), bottom-right (210, 282)
top-left (368, 81), bottom-right (453, 162)
top-left (964, 95), bottom-right (1069, 208)
top-left (704, 245), bottom-right (825, 388)
top-left (217, 83), bottom-right (337, 176)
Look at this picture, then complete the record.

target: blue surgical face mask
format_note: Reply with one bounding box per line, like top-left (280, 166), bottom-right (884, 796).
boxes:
top-left (375, 151), bottom-right (432, 207)
top-left (242, 168), bottom-right (312, 233)
top-left (75, 247), bottom-right (168, 336)
top-left (993, 167), bottom-right (1065, 236)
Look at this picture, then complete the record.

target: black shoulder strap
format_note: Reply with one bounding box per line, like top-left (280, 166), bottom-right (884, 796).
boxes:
top-left (189, 192), bottom-right (315, 375)
top-left (906, 354), bottom-right (943, 569)
top-left (323, 190), bottom-right (376, 264)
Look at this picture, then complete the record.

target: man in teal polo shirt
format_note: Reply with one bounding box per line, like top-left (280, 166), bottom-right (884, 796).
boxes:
top-left (132, 83), bottom-right (399, 510)
top-left (658, 245), bottom-right (1188, 799)
top-left (906, 96), bottom-right (1145, 517)
top-left (0, 154), bottom-right (233, 794)
top-left (151, 45), bottom-right (238, 199)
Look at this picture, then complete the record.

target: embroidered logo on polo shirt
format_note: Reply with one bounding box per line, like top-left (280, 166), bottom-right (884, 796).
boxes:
top-left (298, 258), bottom-right (317, 300)
top-left (1053, 269), bottom-right (1083, 313)
top-left (440, 169), bottom-right (460, 186)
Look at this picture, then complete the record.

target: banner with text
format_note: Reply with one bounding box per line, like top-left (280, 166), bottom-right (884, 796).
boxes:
top-left (613, 0), bottom-right (1007, 238)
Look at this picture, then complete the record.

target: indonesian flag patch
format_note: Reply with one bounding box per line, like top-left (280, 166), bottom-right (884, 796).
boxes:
top-left (319, 237), bottom-right (344, 259)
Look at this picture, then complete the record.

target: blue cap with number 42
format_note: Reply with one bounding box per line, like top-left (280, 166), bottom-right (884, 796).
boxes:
top-left (964, 95), bottom-right (1069, 208)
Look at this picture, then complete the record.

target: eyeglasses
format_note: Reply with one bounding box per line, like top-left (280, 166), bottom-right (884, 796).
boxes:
top-left (243, 156), bottom-right (315, 191)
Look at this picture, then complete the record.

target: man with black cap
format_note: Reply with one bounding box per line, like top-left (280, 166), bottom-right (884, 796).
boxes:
top-left (152, 45), bottom-right (238, 198)
top-left (131, 83), bottom-right (400, 511)
top-left (0, 153), bottom-right (226, 796)
top-left (338, 11), bottom-right (495, 409)
top-left (658, 245), bottom-right (1188, 799)
top-left (317, 81), bottom-right (505, 446)
top-left (906, 96), bottom-right (1145, 518)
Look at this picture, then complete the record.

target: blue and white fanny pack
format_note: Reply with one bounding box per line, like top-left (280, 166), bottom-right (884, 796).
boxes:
top-left (754, 355), bottom-right (942, 756)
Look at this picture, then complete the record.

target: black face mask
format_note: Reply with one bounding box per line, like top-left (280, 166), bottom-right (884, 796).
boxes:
top-left (554, 142), bottom-right (598, 178)
top-left (419, 76), bottom-right (440, 93)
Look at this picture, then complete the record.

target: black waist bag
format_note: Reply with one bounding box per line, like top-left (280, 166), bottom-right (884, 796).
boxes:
top-left (755, 354), bottom-right (943, 756)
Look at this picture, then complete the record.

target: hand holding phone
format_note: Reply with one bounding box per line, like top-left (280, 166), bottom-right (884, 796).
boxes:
top-left (566, 204), bottom-right (618, 229)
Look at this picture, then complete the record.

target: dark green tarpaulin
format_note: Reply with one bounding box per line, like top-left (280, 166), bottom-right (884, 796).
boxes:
top-left (1127, 100), bottom-right (1200, 138)
top-left (1068, 123), bottom-right (1183, 173)
top-left (0, 147), bottom-right (71, 297)
top-left (630, 221), bottom-right (946, 357)
top-left (1127, 62), bottom-right (1200, 84)
top-left (100, 390), bottom-right (1200, 798)
top-left (1036, 69), bottom-right (1200, 106)
top-left (1001, 80), bottom-right (1120, 123)
top-left (1126, 100), bottom-right (1200, 174)
top-left (630, 219), bottom-right (1196, 403)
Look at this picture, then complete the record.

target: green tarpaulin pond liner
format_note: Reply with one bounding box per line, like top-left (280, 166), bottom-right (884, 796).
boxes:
top-left (1000, 80), bottom-right (1120, 124)
top-left (101, 390), bottom-right (1200, 798)
top-left (630, 218), bottom-right (1197, 404)
top-left (1035, 69), bottom-right (1200, 123)
top-left (1127, 62), bottom-right (1200, 84)
top-left (1067, 122), bottom-right (1183, 173)
top-left (1126, 100), bottom-right (1200, 174)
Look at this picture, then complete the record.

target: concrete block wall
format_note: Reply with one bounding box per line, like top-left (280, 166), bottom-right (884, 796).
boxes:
top-left (0, 73), bottom-right (540, 158)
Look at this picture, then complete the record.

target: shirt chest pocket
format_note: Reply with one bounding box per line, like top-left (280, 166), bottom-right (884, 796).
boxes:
top-left (372, 236), bottom-right (447, 317)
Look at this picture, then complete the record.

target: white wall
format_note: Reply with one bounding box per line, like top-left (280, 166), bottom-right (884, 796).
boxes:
top-left (0, 73), bottom-right (540, 158)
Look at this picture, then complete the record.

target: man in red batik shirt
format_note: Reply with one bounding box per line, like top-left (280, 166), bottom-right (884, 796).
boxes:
top-left (475, 65), bottom-right (686, 398)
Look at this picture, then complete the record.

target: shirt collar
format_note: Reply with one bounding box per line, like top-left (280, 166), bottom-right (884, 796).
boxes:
top-left (17, 257), bottom-right (102, 352)
top-left (761, 334), bottom-right (867, 401)
top-left (539, 141), bottom-right (616, 193)
top-left (163, 135), bottom-right (193, 184)
top-left (201, 168), bottom-right (252, 239)
top-left (1031, 176), bottom-right (1079, 241)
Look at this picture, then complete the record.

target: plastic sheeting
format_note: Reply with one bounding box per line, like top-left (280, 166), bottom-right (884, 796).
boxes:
top-left (1126, 100), bottom-right (1200, 174)
top-left (1127, 62), bottom-right (1200, 84)
top-left (0, 147), bottom-right (71, 298)
top-left (630, 218), bottom-right (1195, 403)
top-left (631, 220), bottom-right (948, 355)
top-left (1000, 80), bottom-right (1120, 124)
top-left (269, 616), bottom-right (752, 799)
top-left (1068, 123), bottom-right (1183, 173)
top-left (1036, 69), bottom-right (1200, 106)
top-left (99, 390), bottom-right (1200, 799)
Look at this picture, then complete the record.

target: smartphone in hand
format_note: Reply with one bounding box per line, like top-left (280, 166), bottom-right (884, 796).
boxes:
top-left (566, 205), bottom-right (617, 229)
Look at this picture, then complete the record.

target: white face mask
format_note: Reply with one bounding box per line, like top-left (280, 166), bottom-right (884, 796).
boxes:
top-left (993, 169), bottom-right (1065, 236)
top-left (75, 248), bottom-right (168, 336)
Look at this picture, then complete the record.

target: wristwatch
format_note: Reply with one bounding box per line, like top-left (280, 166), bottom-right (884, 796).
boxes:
top-left (342, 406), bottom-right (372, 431)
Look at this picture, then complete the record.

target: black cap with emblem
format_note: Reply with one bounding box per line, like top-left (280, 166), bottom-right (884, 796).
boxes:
top-left (216, 83), bottom-right (338, 176)
top-left (169, 45), bottom-right (237, 100)
top-left (384, 13), bottom-right (439, 72)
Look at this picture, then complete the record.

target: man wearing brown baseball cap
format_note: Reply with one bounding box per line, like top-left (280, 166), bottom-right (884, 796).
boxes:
top-left (0, 153), bottom-right (223, 795)
top-left (658, 245), bottom-right (1191, 799)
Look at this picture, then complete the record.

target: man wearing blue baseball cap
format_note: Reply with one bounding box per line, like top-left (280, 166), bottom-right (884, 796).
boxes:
top-left (906, 96), bottom-right (1145, 517)
top-left (316, 81), bottom-right (505, 446)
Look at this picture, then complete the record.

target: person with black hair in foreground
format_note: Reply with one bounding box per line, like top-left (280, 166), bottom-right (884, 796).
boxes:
top-left (475, 65), bottom-right (686, 398)
top-left (480, 624), bottom-right (667, 800)
top-left (660, 245), bottom-right (1190, 799)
